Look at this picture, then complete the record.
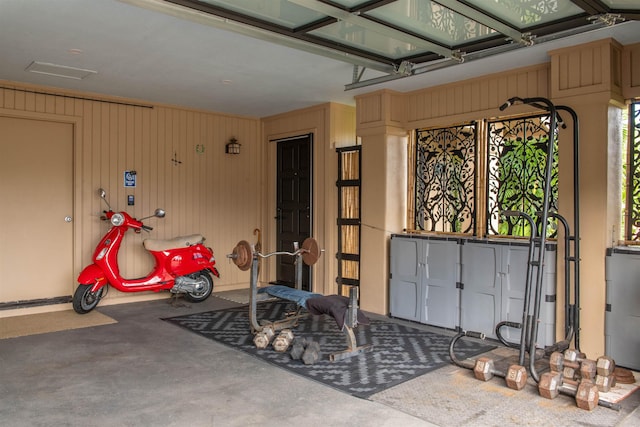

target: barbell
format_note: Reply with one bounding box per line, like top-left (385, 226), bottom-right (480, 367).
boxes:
top-left (228, 237), bottom-right (321, 270)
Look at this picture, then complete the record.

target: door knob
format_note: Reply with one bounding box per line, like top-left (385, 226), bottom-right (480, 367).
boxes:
top-left (64, 216), bottom-right (73, 222)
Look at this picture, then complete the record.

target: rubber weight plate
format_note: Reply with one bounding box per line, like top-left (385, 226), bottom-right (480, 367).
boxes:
top-left (301, 238), bottom-right (320, 266)
top-left (232, 240), bottom-right (253, 271)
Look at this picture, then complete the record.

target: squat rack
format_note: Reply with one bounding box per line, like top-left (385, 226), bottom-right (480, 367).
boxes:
top-left (449, 97), bottom-right (618, 410)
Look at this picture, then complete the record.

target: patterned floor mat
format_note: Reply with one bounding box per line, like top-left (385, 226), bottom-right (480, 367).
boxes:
top-left (163, 300), bottom-right (494, 398)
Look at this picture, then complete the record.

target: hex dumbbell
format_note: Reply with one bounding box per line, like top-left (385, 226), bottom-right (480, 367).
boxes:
top-left (575, 379), bottom-right (600, 411)
top-left (549, 351), bottom-right (571, 372)
top-left (565, 350), bottom-right (615, 378)
top-left (590, 353), bottom-right (616, 392)
top-left (289, 338), bottom-right (308, 360)
top-left (538, 371), bottom-right (562, 399)
top-left (302, 340), bottom-right (321, 365)
top-left (253, 326), bottom-right (275, 349)
top-left (505, 364), bottom-right (528, 390)
top-left (538, 371), bottom-right (600, 411)
top-left (549, 350), bottom-right (597, 380)
top-left (272, 329), bottom-right (294, 353)
top-left (595, 356), bottom-right (616, 377)
top-left (473, 357), bottom-right (528, 390)
top-left (565, 349), bottom-right (598, 379)
top-left (595, 373), bottom-right (617, 393)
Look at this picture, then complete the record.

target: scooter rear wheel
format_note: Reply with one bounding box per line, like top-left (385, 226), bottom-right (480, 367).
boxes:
top-left (183, 271), bottom-right (213, 303)
top-left (73, 284), bottom-right (104, 314)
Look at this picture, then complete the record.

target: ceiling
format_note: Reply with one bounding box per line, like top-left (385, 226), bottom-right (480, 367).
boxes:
top-left (1, 0), bottom-right (639, 118)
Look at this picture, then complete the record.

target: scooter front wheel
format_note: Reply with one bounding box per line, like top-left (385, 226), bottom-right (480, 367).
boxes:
top-left (73, 284), bottom-right (104, 314)
top-left (183, 271), bottom-right (213, 303)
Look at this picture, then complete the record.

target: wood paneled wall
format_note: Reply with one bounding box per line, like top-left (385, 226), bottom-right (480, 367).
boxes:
top-left (356, 63), bottom-right (550, 132)
top-left (1, 81), bottom-right (261, 303)
top-left (622, 42), bottom-right (640, 99)
top-left (550, 38), bottom-right (623, 100)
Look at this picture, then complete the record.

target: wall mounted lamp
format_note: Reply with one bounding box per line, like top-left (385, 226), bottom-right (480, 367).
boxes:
top-left (225, 137), bottom-right (241, 155)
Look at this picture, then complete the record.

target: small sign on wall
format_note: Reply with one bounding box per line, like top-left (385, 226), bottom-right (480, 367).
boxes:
top-left (124, 170), bottom-right (137, 188)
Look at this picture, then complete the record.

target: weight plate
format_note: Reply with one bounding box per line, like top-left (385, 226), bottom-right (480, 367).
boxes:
top-left (232, 240), bottom-right (253, 271)
top-left (301, 237), bottom-right (320, 266)
top-left (614, 367), bottom-right (636, 384)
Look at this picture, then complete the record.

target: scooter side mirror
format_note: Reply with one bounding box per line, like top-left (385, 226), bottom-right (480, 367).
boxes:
top-left (98, 188), bottom-right (112, 211)
top-left (155, 209), bottom-right (166, 218)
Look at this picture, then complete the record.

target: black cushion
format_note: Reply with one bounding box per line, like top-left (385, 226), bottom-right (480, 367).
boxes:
top-left (306, 295), bottom-right (370, 330)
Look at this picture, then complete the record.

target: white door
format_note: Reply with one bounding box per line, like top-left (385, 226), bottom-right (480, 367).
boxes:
top-left (0, 115), bottom-right (74, 302)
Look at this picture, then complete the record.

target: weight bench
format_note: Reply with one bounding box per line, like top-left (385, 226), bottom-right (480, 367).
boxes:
top-left (228, 238), bottom-right (373, 361)
top-left (258, 285), bottom-right (373, 361)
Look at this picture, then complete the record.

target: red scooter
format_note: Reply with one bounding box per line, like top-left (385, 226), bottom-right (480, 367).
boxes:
top-left (73, 188), bottom-right (220, 314)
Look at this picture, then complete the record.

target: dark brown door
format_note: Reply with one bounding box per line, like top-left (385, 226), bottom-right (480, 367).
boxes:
top-left (274, 134), bottom-right (312, 290)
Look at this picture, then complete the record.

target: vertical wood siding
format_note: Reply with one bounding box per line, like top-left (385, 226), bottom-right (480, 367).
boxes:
top-left (404, 64), bottom-right (550, 129)
top-left (355, 64), bottom-right (550, 132)
top-left (1, 83), bottom-right (261, 300)
top-left (550, 39), bottom-right (623, 99)
top-left (622, 42), bottom-right (640, 99)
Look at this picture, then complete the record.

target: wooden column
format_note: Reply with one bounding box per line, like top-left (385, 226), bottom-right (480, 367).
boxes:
top-left (549, 38), bottom-right (625, 357)
top-left (356, 90), bottom-right (408, 314)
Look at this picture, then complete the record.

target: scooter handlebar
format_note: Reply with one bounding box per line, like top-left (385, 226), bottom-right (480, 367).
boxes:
top-left (141, 225), bottom-right (153, 232)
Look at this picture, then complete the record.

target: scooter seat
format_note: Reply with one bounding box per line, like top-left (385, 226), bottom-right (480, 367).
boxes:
top-left (143, 234), bottom-right (205, 252)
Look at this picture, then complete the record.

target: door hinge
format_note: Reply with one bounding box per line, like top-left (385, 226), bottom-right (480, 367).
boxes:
top-left (606, 303), bottom-right (612, 312)
top-left (456, 282), bottom-right (464, 290)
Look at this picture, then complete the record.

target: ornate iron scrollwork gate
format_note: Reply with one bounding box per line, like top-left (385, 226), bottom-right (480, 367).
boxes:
top-left (415, 123), bottom-right (476, 234)
top-left (487, 114), bottom-right (558, 238)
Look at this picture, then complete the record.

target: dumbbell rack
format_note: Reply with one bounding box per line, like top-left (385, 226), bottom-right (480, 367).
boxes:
top-left (448, 98), bottom-right (623, 412)
top-left (497, 97), bottom-right (560, 381)
top-left (550, 105), bottom-right (582, 352)
top-left (495, 98), bottom-right (586, 379)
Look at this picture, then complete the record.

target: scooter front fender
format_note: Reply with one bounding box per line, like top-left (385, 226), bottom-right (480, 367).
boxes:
top-left (77, 264), bottom-right (108, 292)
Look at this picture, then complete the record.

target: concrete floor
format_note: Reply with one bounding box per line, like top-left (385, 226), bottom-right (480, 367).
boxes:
top-left (1, 294), bottom-right (638, 427)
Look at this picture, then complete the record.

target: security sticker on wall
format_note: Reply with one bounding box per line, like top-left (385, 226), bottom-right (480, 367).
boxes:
top-left (124, 170), bottom-right (137, 188)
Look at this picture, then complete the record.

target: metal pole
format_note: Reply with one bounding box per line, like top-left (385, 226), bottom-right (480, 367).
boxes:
top-left (500, 96), bottom-right (557, 382)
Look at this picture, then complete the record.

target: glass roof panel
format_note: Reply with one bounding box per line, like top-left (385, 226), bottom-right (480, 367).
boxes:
top-left (172, 0), bottom-right (640, 71)
top-left (365, 0), bottom-right (497, 46)
top-left (308, 21), bottom-right (433, 59)
top-left (601, 0), bottom-right (640, 7)
top-left (463, 0), bottom-right (585, 29)
top-left (198, 0), bottom-right (326, 29)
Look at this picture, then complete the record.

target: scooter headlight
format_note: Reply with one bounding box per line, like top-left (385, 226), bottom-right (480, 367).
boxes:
top-left (110, 213), bottom-right (125, 226)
